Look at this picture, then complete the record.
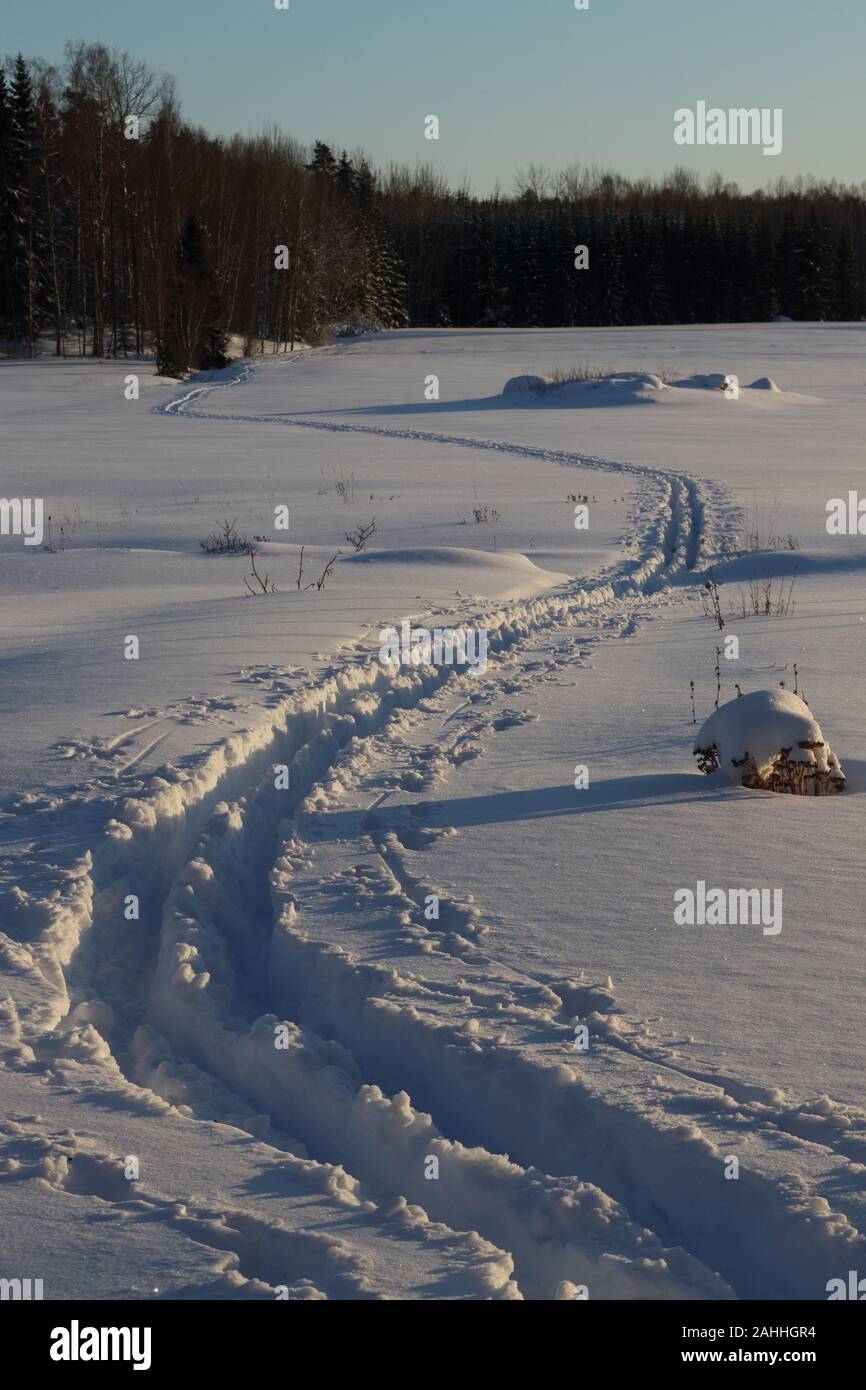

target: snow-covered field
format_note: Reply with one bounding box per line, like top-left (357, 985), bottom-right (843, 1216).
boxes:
top-left (2, 324), bottom-right (865, 1301)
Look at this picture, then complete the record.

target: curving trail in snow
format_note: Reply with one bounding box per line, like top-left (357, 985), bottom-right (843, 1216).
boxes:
top-left (4, 358), bottom-right (863, 1301)
top-left (158, 358), bottom-right (727, 581)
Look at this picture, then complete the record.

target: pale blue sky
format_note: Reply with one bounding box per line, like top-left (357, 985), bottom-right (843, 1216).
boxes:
top-left (5, 0), bottom-right (863, 193)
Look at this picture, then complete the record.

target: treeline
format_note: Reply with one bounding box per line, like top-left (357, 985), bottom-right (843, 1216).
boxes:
top-left (1, 44), bottom-right (865, 365)
top-left (0, 43), bottom-right (407, 365)
top-left (382, 166), bottom-right (866, 328)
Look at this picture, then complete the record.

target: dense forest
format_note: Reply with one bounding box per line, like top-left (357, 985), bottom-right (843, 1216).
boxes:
top-left (1, 43), bottom-right (865, 367)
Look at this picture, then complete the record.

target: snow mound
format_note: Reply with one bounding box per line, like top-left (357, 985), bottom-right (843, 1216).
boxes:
top-left (672, 373), bottom-right (733, 391)
top-left (341, 547), bottom-right (568, 600)
top-left (563, 371), bottom-right (666, 397)
top-left (693, 689), bottom-right (845, 794)
top-left (502, 370), bottom-right (794, 407)
top-left (670, 373), bottom-right (789, 398)
top-left (503, 371), bottom-right (666, 402)
top-left (502, 374), bottom-right (551, 396)
top-left (343, 546), bottom-right (545, 571)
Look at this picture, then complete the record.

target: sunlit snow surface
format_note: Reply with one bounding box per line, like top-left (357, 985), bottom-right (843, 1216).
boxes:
top-left (2, 324), bottom-right (865, 1300)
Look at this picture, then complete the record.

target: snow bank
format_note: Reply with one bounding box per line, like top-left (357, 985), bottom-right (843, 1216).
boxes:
top-left (694, 689), bottom-right (845, 793)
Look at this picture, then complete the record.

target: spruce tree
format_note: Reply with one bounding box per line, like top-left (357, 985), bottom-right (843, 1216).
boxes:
top-left (600, 213), bottom-right (626, 326)
top-left (307, 141), bottom-right (337, 177)
top-left (157, 214), bottom-right (228, 374)
top-left (793, 211), bottom-right (833, 320)
top-left (335, 151), bottom-right (356, 199)
top-left (0, 69), bottom-right (12, 340)
top-left (33, 77), bottom-right (66, 353)
top-left (359, 225), bottom-right (408, 329)
top-left (8, 55), bottom-right (39, 353)
top-left (834, 230), bottom-right (863, 321)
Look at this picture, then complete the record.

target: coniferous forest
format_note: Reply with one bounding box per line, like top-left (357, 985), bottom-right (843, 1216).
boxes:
top-left (2, 43), bottom-right (865, 367)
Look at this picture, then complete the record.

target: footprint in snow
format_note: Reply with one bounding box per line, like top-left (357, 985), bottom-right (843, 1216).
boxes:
top-left (492, 709), bottom-right (540, 732)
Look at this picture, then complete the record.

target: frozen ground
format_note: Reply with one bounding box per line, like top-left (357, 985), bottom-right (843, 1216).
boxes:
top-left (1, 324), bottom-right (865, 1300)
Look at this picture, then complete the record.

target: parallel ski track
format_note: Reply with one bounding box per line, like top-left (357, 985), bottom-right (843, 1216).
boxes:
top-left (40, 356), bottom-right (811, 1300)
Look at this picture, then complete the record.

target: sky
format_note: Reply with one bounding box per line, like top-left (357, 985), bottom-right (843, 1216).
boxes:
top-left (4, 0), bottom-right (864, 195)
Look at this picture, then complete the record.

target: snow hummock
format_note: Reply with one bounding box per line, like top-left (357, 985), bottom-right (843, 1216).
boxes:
top-left (343, 545), bottom-right (545, 571)
top-left (503, 371), bottom-right (668, 403)
top-left (693, 688), bottom-right (844, 788)
top-left (566, 371), bottom-right (666, 397)
top-left (672, 372), bottom-right (729, 391)
top-left (503, 370), bottom-right (786, 405)
top-left (341, 547), bottom-right (569, 600)
top-left (502, 374), bottom-right (550, 395)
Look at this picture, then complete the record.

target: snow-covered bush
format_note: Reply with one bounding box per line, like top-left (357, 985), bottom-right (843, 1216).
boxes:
top-left (694, 688), bottom-right (845, 795)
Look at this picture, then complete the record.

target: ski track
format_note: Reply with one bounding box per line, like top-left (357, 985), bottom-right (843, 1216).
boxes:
top-left (156, 359), bottom-right (722, 586)
top-left (0, 1118), bottom-right (519, 1301)
top-left (3, 359), bottom-right (862, 1301)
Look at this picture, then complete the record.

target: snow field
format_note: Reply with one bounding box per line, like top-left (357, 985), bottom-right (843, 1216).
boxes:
top-left (3, 325), bottom-right (866, 1299)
